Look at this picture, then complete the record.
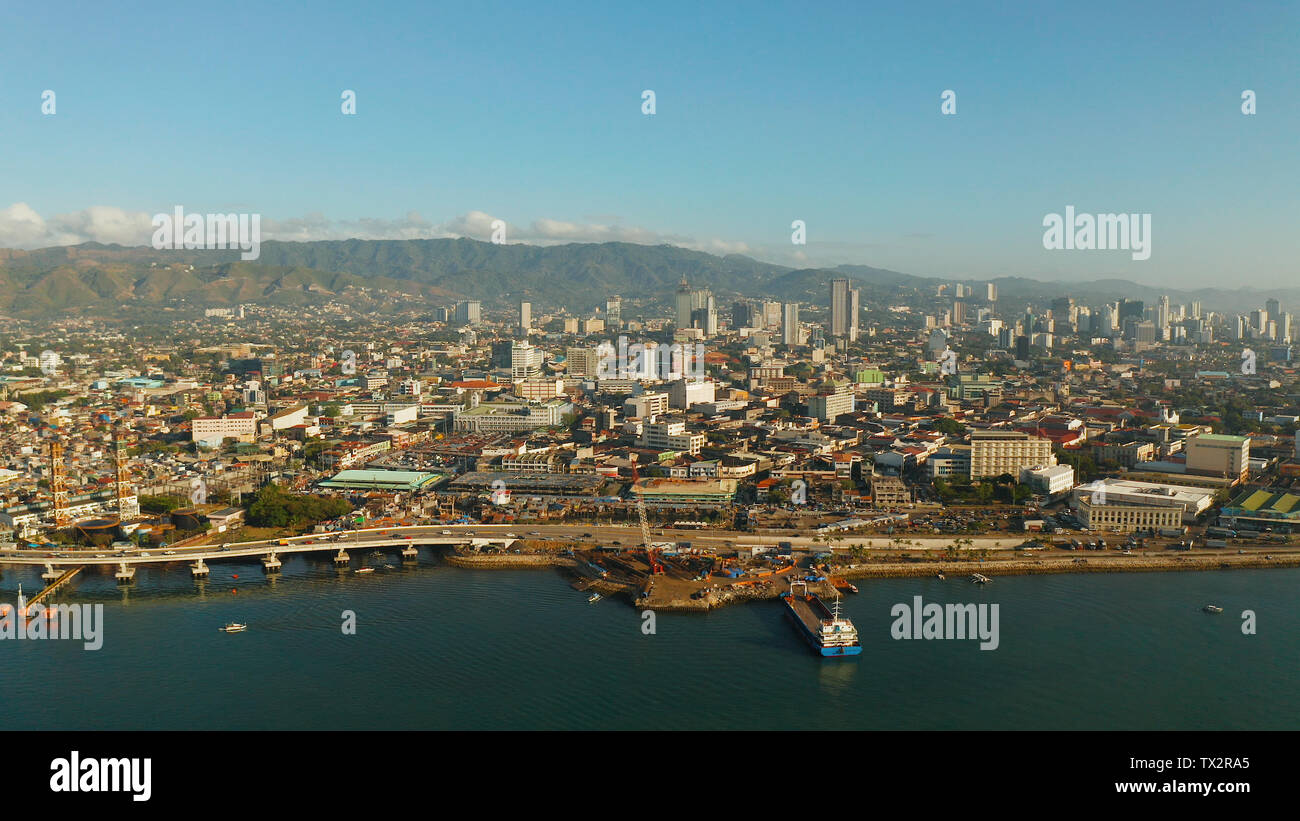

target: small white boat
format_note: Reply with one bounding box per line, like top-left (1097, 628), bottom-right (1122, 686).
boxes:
top-left (936, 573), bottom-right (946, 580)
top-left (1203, 605), bottom-right (1224, 614)
top-left (355, 567), bottom-right (375, 574)
top-left (971, 573), bottom-right (991, 584)
top-left (587, 593), bottom-right (602, 603)
top-left (220, 622), bottom-right (247, 633)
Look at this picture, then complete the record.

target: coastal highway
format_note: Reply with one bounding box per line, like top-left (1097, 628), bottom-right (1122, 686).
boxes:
top-left (0, 522), bottom-right (1157, 568)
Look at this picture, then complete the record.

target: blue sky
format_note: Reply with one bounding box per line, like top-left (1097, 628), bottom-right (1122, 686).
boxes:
top-left (0, 0), bottom-right (1296, 287)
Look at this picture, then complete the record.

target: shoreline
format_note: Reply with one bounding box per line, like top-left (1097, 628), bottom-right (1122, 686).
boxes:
top-left (834, 552), bottom-right (1300, 579)
top-left (443, 546), bottom-right (1300, 611)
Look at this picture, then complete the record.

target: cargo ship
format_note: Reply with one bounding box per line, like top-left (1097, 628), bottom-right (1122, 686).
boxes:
top-left (781, 583), bottom-right (862, 657)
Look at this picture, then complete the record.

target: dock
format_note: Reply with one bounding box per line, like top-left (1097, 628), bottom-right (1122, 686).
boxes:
top-left (27, 566), bottom-right (83, 609)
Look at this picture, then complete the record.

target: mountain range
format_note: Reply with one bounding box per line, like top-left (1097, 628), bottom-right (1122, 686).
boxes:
top-left (0, 239), bottom-right (1294, 319)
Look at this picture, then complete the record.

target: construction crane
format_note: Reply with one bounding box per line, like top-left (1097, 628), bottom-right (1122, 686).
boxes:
top-left (631, 460), bottom-right (663, 574)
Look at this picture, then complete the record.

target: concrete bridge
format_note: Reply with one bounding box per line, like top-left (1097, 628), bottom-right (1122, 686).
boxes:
top-left (0, 525), bottom-right (520, 583)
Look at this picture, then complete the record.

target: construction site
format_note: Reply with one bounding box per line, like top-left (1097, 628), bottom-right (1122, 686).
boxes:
top-left (497, 461), bottom-right (846, 611)
top-left (0, 428), bottom-right (143, 545)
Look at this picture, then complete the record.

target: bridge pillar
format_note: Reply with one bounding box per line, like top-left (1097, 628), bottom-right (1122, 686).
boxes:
top-left (262, 553), bottom-right (282, 573)
top-left (333, 550), bottom-right (350, 565)
top-left (191, 558), bottom-right (209, 578)
top-left (41, 563), bottom-right (60, 582)
top-left (115, 562), bottom-right (136, 583)
top-left (401, 545), bottom-right (418, 561)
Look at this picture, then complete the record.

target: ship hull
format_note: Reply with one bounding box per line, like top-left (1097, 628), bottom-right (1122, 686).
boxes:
top-left (783, 597), bottom-right (862, 658)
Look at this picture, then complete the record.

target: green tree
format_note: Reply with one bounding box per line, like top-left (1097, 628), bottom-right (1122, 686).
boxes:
top-left (933, 418), bottom-right (965, 435)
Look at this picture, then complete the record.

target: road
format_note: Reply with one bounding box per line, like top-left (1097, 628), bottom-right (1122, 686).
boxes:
top-left (0, 522), bottom-right (1054, 568)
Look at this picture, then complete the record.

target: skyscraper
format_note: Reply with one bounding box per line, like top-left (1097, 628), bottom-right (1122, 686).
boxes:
top-left (782, 303), bottom-right (800, 346)
top-left (675, 277), bottom-right (711, 330)
top-left (951, 299), bottom-right (967, 326)
top-left (455, 300), bottom-right (481, 324)
top-left (519, 301), bottom-right (531, 336)
top-left (691, 295), bottom-right (718, 336)
top-left (675, 277), bottom-right (694, 329)
top-left (731, 300), bottom-right (755, 328)
top-left (830, 278), bottom-right (858, 340)
top-left (1119, 299), bottom-right (1144, 322)
top-left (762, 301), bottom-right (782, 329)
top-left (848, 288), bottom-right (860, 341)
top-left (510, 340), bottom-right (543, 380)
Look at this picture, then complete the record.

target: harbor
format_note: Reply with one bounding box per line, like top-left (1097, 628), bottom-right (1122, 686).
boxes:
top-left (9, 520), bottom-right (1300, 622)
top-left (1, 559), bottom-right (1295, 731)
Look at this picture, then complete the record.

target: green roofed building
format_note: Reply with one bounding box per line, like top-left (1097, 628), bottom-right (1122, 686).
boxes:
top-left (1221, 487), bottom-right (1300, 533)
top-left (630, 477), bottom-right (737, 510)
top-left (318, 469), bottom-right (446, 492)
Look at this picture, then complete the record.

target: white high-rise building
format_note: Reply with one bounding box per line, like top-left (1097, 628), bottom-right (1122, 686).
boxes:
top-left (675, 277), bottom-right (711, 330)
top-left (519, 302), bottom-right (531, 336)
top-left (510, 340), bottom-right (544, 380)
top-left (782, 303), bottom-right (800, 346)
top-left (762, 301), bottom-right (782, 329)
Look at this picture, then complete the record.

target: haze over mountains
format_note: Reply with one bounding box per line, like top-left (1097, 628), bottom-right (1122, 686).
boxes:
top-left (0, 238), bottom-right (1291, 318)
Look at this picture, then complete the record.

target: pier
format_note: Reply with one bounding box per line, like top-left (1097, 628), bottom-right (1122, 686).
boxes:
top-left (26, 566), bottom-right (83, 609)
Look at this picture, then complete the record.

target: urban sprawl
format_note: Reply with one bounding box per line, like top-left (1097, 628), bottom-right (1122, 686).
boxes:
top-left (3, 277), bottom-right (1300, 608)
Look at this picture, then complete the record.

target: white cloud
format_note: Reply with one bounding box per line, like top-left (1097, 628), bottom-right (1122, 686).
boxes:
top-left (0, 203), bottom-right (751, 259)
top-left (0, 202), bottom-right (47, 247)
top-left (0, 203), bottom-right (156, 248)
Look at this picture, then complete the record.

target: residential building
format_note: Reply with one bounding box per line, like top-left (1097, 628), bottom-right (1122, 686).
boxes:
top-left (969, 430), bottom-right (1055, 479)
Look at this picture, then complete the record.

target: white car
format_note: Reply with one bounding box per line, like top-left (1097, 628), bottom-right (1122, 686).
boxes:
top-left (164, 550), bottom-right (177, 555)
top-left (140, 552), bottom-right (151, 557)
top-left (440, 530), bottom-right (452, 535)
top-left (506, 533), bottom-right (518, 538)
